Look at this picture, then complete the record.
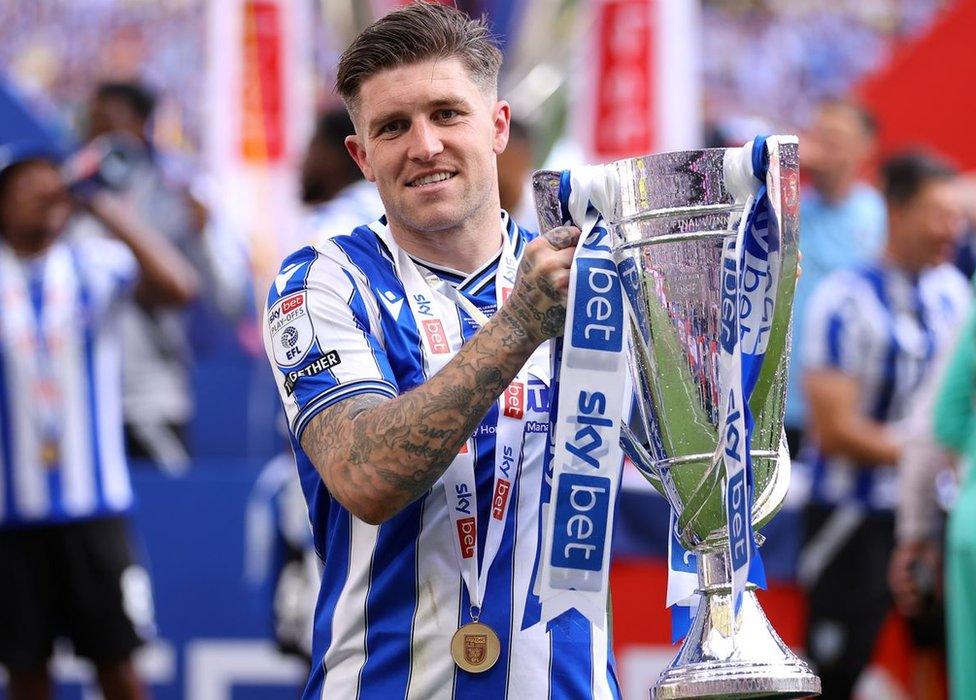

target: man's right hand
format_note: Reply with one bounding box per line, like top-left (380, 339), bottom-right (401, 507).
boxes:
top-left (502, 225), bottom-right (581, 345)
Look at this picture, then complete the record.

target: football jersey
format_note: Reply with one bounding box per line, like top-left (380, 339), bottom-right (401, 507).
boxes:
top-left (802, 261), bottom-right (971, 509)
top-left (264, 212), bottom-right (621, 700)
top-left (0, 234), bottom-right (137, 527)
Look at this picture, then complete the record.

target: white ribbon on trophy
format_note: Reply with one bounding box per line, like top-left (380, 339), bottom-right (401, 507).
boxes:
top-left (663, 137), bottom-right (781, 637)
top-left (536, 166), bottom-right (629, 628)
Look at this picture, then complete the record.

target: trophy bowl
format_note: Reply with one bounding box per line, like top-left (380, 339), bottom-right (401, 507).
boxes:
top-left (533, 138), bottom-right (820, 699)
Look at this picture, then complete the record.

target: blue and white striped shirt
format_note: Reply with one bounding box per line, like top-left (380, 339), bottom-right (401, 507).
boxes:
top-left (0, 234), bottom-right (137, 527)
top-left (264, 214), bottom-right (621, 700)
top-left (802, 261), bottom-right (970, 509)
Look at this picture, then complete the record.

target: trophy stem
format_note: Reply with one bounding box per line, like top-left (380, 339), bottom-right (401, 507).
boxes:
top-left (652, 548), bottom-right (821, 699)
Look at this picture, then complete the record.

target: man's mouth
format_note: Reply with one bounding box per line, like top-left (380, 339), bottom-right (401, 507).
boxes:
top-left (407, 171), bottom-right (457, 188)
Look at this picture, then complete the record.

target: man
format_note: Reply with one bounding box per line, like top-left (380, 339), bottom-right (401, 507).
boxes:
top-left (799, 151), bottom-right (969, 696)
top-left (0, 146), bottom-right (198, 698)
top-left (87, 81), bottom-right (231, 473)
top-left (300, 109), bottom-right (383, 243)
top-left (784, 99), bottom-right (886, 457)
top-left (264, 4), bottom-right (619, 698)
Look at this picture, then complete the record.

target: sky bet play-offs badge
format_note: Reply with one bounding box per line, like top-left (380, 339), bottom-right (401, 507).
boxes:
top-left (269, 291), bottom-right (315, 367)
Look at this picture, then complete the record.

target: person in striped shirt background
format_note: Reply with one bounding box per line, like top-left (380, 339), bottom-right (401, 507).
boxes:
top-left (264, 3), bottom-right (622, 698)
top-left (798, 151), bottom-right (971, 697)
top-left (0, 145), bottom-right (199, 699)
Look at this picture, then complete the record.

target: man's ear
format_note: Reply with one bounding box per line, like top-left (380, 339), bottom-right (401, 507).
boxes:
top-left (345, 134), bottom-right (375, 182)
top-left (492, 100), bottom-right (511, 156)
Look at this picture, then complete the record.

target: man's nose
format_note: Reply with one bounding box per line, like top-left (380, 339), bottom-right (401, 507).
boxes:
top-left (407, 120), bottom-right (444, 161)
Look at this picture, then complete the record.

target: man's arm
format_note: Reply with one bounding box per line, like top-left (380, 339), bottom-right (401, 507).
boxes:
top-left (804, 368), bottom-right (901, 466)
top-left (85, 191), bottom-right (201, 306)
top-left (300, 226), bottom-right (578, 525)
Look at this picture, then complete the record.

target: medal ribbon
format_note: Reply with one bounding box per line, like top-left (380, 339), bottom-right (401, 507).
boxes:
top-left (0, 244), bottom-right (74, 468)
top-left (372, 215), bottom-right (528, 618)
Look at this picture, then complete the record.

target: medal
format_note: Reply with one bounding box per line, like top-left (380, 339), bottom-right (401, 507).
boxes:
top-left (451, 621), bottom-right (500, 673)
top-left (40, 440), bottom-right (59, 469)
top-left (374, 216), bottom-right (525, 675)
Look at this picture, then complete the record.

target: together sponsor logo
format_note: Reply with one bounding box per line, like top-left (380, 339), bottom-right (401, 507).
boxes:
top-left (283, 351), bottom-right (341, 395)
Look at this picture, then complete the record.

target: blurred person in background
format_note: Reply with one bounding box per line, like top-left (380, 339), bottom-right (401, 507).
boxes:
top-left (300, 109), bottom-right (382, 243)
top-left (0, 145), bottom-right (198, 699)
top-left (86, 80), bottom-right (249, 474)
top-left (784, 98), bottom-right (886, 458)
top-left (495, 117), bottom-right (535, 225)
top-left (929, 293), bottom-right (976, 700)
top-left (798, 151), bottom-right (969, 697)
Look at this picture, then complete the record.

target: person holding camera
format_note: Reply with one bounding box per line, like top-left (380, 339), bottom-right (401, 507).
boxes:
top-left (0, 143), bottom-right (198, 700)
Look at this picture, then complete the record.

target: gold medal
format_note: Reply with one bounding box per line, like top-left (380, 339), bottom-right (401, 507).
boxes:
top-left (450, 621), bottom-right (500, 673)
top-left (40, 441), bottom-right (59, 469)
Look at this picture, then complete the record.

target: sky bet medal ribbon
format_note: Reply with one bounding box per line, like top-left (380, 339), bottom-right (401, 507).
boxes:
top-left (369, 215), bottom-right (529, 673)
top-left (532, 138), bottom-right (820, 698)
top-left (535, 166), bottom-right (628, 629)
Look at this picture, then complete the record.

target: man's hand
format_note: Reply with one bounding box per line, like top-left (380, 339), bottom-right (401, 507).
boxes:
top-left (299, 225), bottom-right (582, 525)
top-left (502, 225), bottom-right (581, 345)
top-left (888, 539), bottom-right (942, 617)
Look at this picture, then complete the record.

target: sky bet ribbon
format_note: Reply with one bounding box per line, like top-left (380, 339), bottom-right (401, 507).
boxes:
top-left (717, 136), bottom-right (779, 625)
top-left (535, 166), bottom-right (629, 628)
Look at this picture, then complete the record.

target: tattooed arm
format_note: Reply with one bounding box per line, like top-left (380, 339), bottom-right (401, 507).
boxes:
top-left (300, 225), bottom-right (580, 525)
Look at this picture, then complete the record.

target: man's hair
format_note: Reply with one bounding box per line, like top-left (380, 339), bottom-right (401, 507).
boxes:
top-left (820, 97), bottom-right (878, 138)
top-left (95, 81), bottom-right (157, 122)
top-left (335, 2), bottom-right (502, 117)
top-left (882, 150), bottom-right (957, 206)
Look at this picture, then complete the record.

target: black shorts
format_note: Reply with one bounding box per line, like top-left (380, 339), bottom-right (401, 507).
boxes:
top-left (803, 505), bottom-right (894, 697)
top-left (0, 516), bottom-right (154, 669)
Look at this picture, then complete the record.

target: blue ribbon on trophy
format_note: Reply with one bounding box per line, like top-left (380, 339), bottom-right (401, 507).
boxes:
top-left (664, 137), bottom-right (778, 640)
top-left (533, 167), bottom-right (628, 629)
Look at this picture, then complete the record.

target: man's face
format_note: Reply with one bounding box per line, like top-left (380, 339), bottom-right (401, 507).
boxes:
top-left (0, 161), bottom-right (72, 249)
top-left (890, 179), bottom-right (964, 268)
top-left (345, 58), bottom-right (510, 235)
top-left (88, 96), bottom-right (144, 141)
top-left (803, 104), bottom-right (873, 190)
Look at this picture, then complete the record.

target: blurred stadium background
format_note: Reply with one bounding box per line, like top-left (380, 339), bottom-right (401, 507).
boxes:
top-left (2, 0), bottom-right (975, 698)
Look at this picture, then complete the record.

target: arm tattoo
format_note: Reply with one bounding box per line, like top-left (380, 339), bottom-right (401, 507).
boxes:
top-left (300, 306), bottom-right (538, 524)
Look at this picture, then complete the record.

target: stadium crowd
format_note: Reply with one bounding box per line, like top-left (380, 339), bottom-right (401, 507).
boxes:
top-left (1, 1), bottom-right (975, 699)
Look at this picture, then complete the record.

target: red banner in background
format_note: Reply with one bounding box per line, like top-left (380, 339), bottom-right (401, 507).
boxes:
top-left (592, 0), bottom-right (656, 160)
top-left (240, 0), bottom-right (284, 163)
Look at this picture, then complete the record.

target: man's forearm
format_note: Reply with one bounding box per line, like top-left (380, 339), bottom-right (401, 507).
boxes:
top-left (300, 299), bottom-right (543, 524)
top-left (818, 415), bottom-right (901, 466)
top-left (86, 192), bottom-right (200, 305)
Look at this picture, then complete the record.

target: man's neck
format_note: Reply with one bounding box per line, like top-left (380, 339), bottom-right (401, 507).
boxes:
top-left (814, 175), bottom-right (858, 205)
top-left (389, 209), bottom-right (504, 274)
top-left (883, 242), bottom-right (924, 275)
top-left (1, 233), bottom-right (53, 259)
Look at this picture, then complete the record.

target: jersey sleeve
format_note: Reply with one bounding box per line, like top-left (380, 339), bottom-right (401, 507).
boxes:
top-left (264, 246), bottom-right (399, 441)
top-left (802, 273), bottom-right (867, 376)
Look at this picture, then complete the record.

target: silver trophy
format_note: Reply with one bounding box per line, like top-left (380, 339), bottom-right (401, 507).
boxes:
top-left (533, 137), bottom-right (820, 698)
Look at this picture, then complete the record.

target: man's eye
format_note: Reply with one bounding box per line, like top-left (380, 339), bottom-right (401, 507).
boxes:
top-left (436, 109), bottom-right (459, 121)
top-left (380, 121), bottom-right (403, 135)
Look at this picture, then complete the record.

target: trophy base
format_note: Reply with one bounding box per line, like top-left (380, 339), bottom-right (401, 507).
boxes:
top-left (652, 552), bottom-right (820, 699)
